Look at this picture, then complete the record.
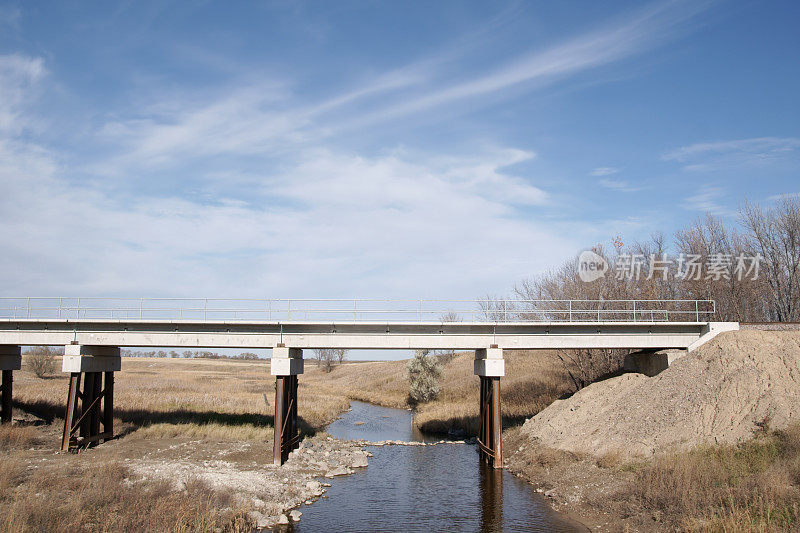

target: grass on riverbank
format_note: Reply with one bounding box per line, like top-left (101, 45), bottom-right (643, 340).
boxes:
top-left (0, 446), bottom-right (251, 533)
top-left (506, 424), bottom-right (800, 532)
top-left (626, 424), bottom-right (800, 531)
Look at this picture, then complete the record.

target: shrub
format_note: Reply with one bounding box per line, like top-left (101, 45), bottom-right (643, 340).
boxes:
top-left (407, 349), bottom-right (442, 404)
top-left (26, 347), bottom-right (58, 378)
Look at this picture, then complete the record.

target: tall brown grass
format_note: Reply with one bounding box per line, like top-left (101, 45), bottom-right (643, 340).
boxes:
top-left (628, 425), bottom-right (800, 531)
top-left (0, 458), bottom-right (251, 533)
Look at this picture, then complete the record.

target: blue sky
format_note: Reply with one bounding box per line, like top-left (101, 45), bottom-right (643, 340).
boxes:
top-left (1, 0), bottom-right (799, 303)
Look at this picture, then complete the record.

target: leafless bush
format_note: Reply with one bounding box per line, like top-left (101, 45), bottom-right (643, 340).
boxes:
top-left (26, 346), bottom-right (58, 378)
top-left (312, 348), bottom-right (337, 372)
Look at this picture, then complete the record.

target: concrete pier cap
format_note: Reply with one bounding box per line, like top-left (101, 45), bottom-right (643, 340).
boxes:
top-left (270, 345), bottom-right (304, 376)
top-left (0, 345), bottom-right (21, 370)
top-left (474, 346), bottom-right (505, 377)
top-left (62, 344), bottom-right (121, 373)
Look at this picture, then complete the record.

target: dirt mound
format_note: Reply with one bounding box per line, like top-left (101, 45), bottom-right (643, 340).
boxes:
top-left (519, 330), bottom-right (800, 457)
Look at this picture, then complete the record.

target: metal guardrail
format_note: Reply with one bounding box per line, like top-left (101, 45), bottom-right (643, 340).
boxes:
top-left (0, 298), bottom-right (716, 323)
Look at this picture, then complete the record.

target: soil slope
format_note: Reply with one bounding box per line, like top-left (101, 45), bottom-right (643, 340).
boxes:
top-left (520, 330), bottom-right (800, 457)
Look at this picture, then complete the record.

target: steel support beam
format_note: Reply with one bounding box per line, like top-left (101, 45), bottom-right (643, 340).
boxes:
top-left (271, 345), bottom-right (302, 465)
top-left (0, 346), bottom-right (21, 425)
top-left (273, 374), bottom-right (300, 465)
top-left (477, 376), bottom-right (503, 468)
top-left (1, 369), bottom-right (11, 424)
top-left (476, 346), bottom-right (503, 468)
top-left (61, 346), bottom-right (118, 451)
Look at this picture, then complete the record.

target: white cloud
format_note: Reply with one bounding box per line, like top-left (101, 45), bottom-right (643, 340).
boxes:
top-left (591, 167), bottom-right (619, 176)
top-left (663, 137), bottom-right (800, 172)
top-left (341, 0), bottom-right (714, 129)
top-left (683, 185), bottom-right (730, 214)
top-left (0, 100), bottom-right (572, 298)
top-left (598, 178), bottom-right (643, 193)
top-left (0, 6), bottom-right (21, 30)
top-left (94, 0), bottom-right (714, 171)
top-left (0, 54), bottom-right (46, 134)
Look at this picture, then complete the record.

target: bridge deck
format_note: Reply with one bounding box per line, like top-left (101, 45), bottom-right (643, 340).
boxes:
top-left (0, 319), bottom-right (735, 350)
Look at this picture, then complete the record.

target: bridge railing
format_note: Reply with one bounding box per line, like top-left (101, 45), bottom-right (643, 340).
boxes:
top-left (0, 298), bottom-right (716, 323)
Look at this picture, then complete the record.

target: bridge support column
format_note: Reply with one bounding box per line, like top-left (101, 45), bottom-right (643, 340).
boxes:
top-left (0, 346), bottom-right (21, 424)
top-left (61, 345), bottom-right (120, 451)
top-left (475, 346), bottom-right (504, 469)
top-left (270, 345), bottom-right (303, 465)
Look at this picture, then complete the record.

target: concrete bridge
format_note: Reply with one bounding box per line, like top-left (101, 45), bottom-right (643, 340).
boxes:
top-left (0, 298), bottom-right (737, 468)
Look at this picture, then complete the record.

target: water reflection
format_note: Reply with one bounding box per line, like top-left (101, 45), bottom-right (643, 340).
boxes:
top-left (287, 401), bottom-right (586, 532)
top-left (480, 462), bottom-right (503, 532)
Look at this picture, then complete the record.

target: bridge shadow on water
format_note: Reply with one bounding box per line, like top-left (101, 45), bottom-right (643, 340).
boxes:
top-left (10, 398), bottom-right (320, 439)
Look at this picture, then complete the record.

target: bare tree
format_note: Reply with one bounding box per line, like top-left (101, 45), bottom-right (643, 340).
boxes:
top-left (434, 313), bottom-right (461, 364)
top-left (312, 348), bottom-right (337, 373)
top-left (333, 348), bottom-right (348, 365)
top-left (479, 295), bottom-right (517, 321)
top-left (741, 196), bottom-right (800, 321)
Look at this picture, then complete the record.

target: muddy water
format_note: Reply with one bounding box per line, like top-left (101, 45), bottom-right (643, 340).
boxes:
top-left (291, 401), bottom-right (585, 532)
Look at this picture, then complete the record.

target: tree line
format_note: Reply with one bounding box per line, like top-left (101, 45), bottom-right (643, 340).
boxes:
top-left (480, 195), bottom-right (800, 390)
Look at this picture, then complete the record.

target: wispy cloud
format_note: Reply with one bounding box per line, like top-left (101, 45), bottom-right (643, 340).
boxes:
top-left (95, 0), bottom-right (715, 171)
top-left (343, 0), bottom-right (714, 129)
top-left (0, 141), bottom-right (570, 296)
top-left (0, 54), bottom-right (46, 134)
top-left (663, 137), bottom-right (800, 172)
top-left (683, 184), bottom-right (730, 214)
top-left (591, 167), bottom-right (620, 176)
top-left (0, 6), bottom-right (21, 30)
top-left (598, 178), bottom-right (643, 192)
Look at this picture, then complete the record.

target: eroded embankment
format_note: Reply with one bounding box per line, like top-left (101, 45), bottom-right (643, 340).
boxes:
top-left (518, 330), bottom-right (800, 457)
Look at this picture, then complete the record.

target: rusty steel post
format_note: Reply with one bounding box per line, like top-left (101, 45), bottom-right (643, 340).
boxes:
top-left (490, 377), bottom-right (503, 468)
top-left (80, 372), bottom-right (95, 442)
top-left (62, 372), bottom-right (81, 450)
top-left (477, 375), bottom-right (503, 467)
top-left (103, 371), bottom-right (114, 439)
top-left (479, 376), bottom-right (484, 463)
top-left (290, 374), bottom-right (298, 452)
top-left (1, 370), bottom-right (12, 424)
top-left (89, 372), bottom-right (102, 446)
top-left (273, 376), bottom-right (286, 465)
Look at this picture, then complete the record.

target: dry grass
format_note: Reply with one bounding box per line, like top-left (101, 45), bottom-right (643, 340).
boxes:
top-left (0, 458), bottom-right (251, 533)
top-left (12, 356), bottom-right (350, 439)
top-left (0, 425), bottom-right (41, 451)
top-left (624, 425), bottom-right (800, 531)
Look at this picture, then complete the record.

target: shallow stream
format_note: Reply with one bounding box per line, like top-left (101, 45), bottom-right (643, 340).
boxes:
top-left (287, 401), bottom-right (585, 532)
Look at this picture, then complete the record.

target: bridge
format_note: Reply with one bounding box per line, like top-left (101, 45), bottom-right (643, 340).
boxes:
top-left (0, 298), bottom-right (737, 468)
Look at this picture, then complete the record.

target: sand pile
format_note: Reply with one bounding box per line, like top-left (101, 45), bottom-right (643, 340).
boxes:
top-left (520, 330), bottom-right (800, 457)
